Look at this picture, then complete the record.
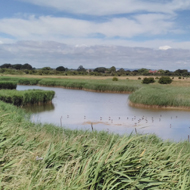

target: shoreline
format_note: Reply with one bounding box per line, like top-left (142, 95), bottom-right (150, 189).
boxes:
top-left (129, 100), bottom-right (190, 111)
top-left (37, 85), bottom-right (132, 94)
top-left (19, 84), bottom-right (190, 110)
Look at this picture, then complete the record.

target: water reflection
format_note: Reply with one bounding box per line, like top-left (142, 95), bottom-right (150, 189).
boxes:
top-left (23, 103), bottom-right (55, 113)
top-left (17, 85), bottom-right (190, 142)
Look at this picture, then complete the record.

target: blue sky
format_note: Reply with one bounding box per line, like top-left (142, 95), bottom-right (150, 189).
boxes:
top-left (0, 0), bottom-right (190, 70)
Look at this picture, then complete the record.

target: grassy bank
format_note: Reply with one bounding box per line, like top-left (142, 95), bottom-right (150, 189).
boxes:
top-left (0, 101), bottom-right (190, 189)
top-left (129, 85), bottom-right (190, 109)
top-left (0, 76), bottom-right (142, 93)
top-left (38, 78), bottom-right (141, 93)
top-left (0, 89), bottom-right (55, 106)
top-left (0, 81), bottom-right (17, 89)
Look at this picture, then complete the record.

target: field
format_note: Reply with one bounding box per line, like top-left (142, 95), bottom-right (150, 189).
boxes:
top-left (1, 101), bottom-right (190, 189)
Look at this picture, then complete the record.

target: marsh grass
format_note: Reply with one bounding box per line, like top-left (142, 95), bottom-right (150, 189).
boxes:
top-left (18, 78), bottom-right (41, 85)
top-left (0, 81), bottom-right (17, 89)
top-left (39, 78), bottom-right (142, 93)
top-left (0, 101), bottom-right (190, 189)
top-left (0, 76), bottom-right (142, 93)
top-left (0, 89), bottom-right (55, 106)
top-left (2, 75), bottom-right (190, 108)
top-left (129, 85), bottom-right (190, 107)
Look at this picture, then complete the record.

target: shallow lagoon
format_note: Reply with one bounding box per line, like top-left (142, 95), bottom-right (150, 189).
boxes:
top-left (17, 85), bottom-right (190, 142)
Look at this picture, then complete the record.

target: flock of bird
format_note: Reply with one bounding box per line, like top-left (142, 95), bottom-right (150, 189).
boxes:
top-left (63, 114), bottom-right (179, 128)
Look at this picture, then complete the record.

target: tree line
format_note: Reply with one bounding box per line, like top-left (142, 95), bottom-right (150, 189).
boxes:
top-left (0, 63), bottom-right (189, 77)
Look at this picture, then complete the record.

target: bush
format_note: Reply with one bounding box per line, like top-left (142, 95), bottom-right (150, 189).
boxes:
top-left (142, 77), bottom-right (155, 84)
top-left (138, 77), bottom-right (141, 80)
top-left (158, 76), bottom-right (172, 84)
top-left (178, 76), bottom-right (181, 79)
top-left (112, 77), bottom-right (118, 81)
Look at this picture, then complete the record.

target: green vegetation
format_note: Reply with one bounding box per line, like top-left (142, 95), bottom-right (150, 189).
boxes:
top-left (158, 76), bottom-right (173, 84)
top-left (38, 78), bottom-right (141, 92)
top-left (112, 77), bottom-right (118, 81)
top-left (129, 85), bottom-right (190, 107)
top-left (142, 77), bottom-right (155, 84)
top-left (1, 101), bottom-right (190, 189)
top-left (18, 78), bottom-right (41, 85)
top-left (0, 89), bottom-right (55, 106)
top-left (0, 81), bottom-right (17, 89)
top-left (1, 62), bottom-right (190, 77)
top-left (1, 75), bottom-right (190, 109)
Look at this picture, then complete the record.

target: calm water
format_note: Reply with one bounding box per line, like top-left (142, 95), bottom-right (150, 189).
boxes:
top-left (17, 85), bottom-right (190, 142)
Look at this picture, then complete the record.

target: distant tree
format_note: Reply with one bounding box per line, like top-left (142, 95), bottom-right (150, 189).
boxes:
top-left (0, 63), bottom-right (12, 68)
top-left (157, 69), bottom-right (165, 75)
top-left (164, 70), bottom-right (173, 76)
top-left (174, 69), bottom-right (189, 76)
top-left (117, 68), bottom-right (125, 76)
top-left (41, 67), bottom-right (52, 70)
top-left (56, 66), bottom-right (66, 71)
top-left (94, 67), bottom-right (107, 73)
top-left (12, 64), bottom-right (22, 70)
top-left (21, 63), bottom-right (33, 70)
top-left (109, 66), bottom-right (116, 73)
top-left (138, 68), bottom-right (149, 75)
top-left (125, 70), bottom-right (131, 76)
top-left (77, 65), bottom-right (86, 72)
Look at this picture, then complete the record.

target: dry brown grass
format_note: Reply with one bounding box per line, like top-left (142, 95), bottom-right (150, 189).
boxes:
top-left (2, 74), bottom-right (147, 80)
top-left (3, 74), bottom-right (190, 86)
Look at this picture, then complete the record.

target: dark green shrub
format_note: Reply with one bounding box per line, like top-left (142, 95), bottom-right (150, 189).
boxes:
top-left (178, 76), bottom-right (181, 79)
top-left (158, 76), bottom-right (172, 84)
top-left (155, 77), bottom-right (159, 79)
top-left (142, 77), bottom-right (155, 84)
top-left (138, 77), bottom-right (141, 80)
top-left (112, 77), bottom-right (118, 81)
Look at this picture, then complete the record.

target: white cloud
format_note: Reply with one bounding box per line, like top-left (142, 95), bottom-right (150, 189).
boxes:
top-left (18, 0), bottom-right (190, 16)
top-left (0, 41), bottom-right (190, 70)
top-left (0, 14), bottom-right (176, 41)
top-left (159, 45), bottom-right (172, 50)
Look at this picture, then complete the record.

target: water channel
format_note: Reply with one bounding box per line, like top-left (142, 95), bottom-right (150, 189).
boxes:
top-left (17, 85), bottom-right (190, 142)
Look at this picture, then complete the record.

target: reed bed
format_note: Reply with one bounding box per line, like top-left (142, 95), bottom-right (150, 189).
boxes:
top-left (2, 76), bottom-right (190, 108)
top-left (0, 89), bottom-right (55, 106)
top-left (129, 85), bottom-right (190, 108)
top-left (0, 101), bottom-right (190, 189)
top-left (0, 76), bottom-right (141, 93)
top-left (18, 78), bottom-right (41, 85)
top-left (39, 78), bottom-right (141, 93)
top-left (0, 81), bottom-right (17, 89)
top-left (0, 76), bottom-right (20, 82)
